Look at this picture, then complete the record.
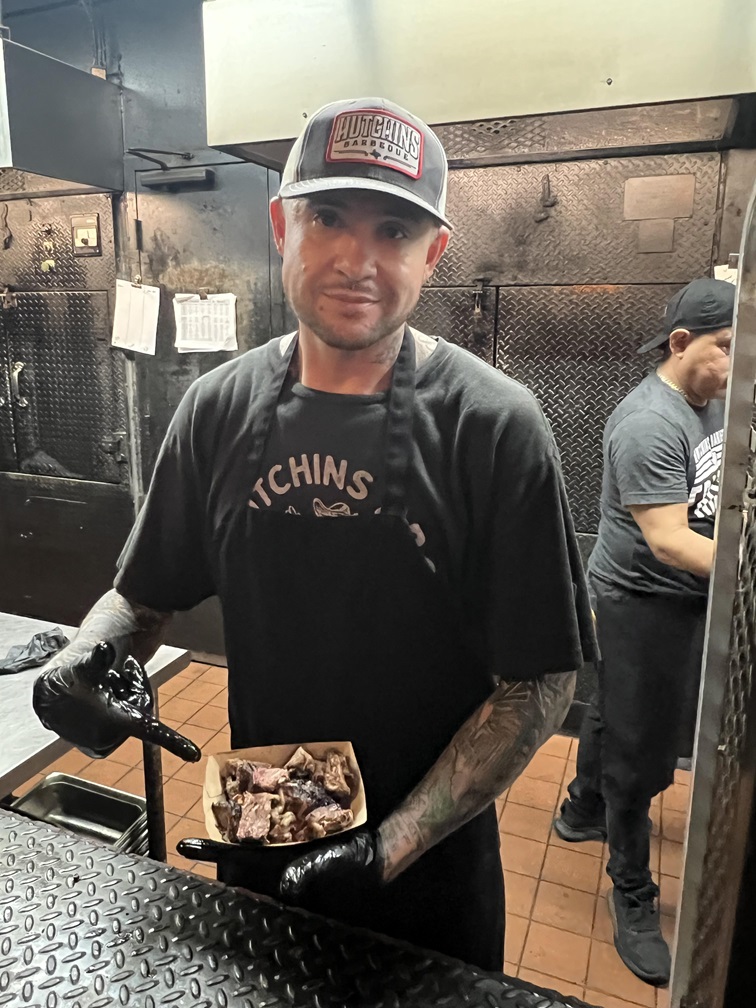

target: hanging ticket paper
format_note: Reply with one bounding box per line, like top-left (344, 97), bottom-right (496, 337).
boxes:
top-left (173, 293), bottom-right (238, 353)
top-left (111, 279), bottom-right (160, 355)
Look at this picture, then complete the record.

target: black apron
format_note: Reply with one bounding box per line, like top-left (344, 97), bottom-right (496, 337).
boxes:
top-left (211, 329), bottom-right (505, 970)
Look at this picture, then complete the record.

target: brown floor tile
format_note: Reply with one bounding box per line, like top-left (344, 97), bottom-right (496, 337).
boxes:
top-left (658, 874), bottom-right (680, 917)
top-left (531, 880), bottom-right (597, 938)
top-left (569, 738), bottom-right (579, 758)
top-left (495, 796), bottom-right (507, 822)
top-left (521, 920), bottom-right (590, 986)
top-left (649, 806), bottom-right (661, 837)
top-left (538, 734), bottom-right (572, 759)
top-left (518, 967), bottom-right (584, 1001)
top-left (165, 821), bottom-right (195, 857)
top-left (190, 859), bottom-right (217, 881)
top-left (208, 728), bottom-right (231, 752)
top-left (508, 776), bottom-right (561, 812)
top-left (116, 767), bottom-right (145, 797)
top-left (586, 940), bottom-right (656, 1007)
top-left (203, 665), bottom-right (229, 686)
top-left (660, 913), bottom-right (676, 947)
top-left (656, 988), bottom-right (671, 1008)
top-left (563, 761), bottom-right (577, 786)
top-left (592, 891), bottom-right (614, 945)
top-left (208, 689), bottom-right (229, 710)
top-left (185, 796), bottom-right (208, 826)
top-left (500, 803), bottom-right (553, 844)
top-left (584, 991), bottom-right (649, 1008)
top-left (158, 677), bottom-right (186, 699)
top-left (160, 696), bottom-right (205, 724)
top-left (504, 913), bottom-right (529, 965)
top-left (79, 760), bottom-right (130, 789)
top-left (167, 851), bottom-right (196, 874)
top-left (500, 834), bottom-right (547, 878)
top-left (673, 768), bottom-right (691, 786)
top-left (660, 840), bottom-right (683, 879)
top-left (523, 752), bottom-right (566, 785)
top-left (549, 832), bottom-right (605, 859)
top-left (542, 846), bottom-right (602, 894)
top-left (661, 783), bottom-right (690, 814)
top-left (13, 772), bottom-right (45, 796)
top-left (172, 757), bottom-right (209, 786)
top-left (182, 661), bottom-right (212, 679)
top-left (504, 870), bottom-right (538, 918)
top-left (49, 748), bottom-right (92, 776)
top-left (176, 723), bottom-right (223, 753)
top-left (163, 812), bottom-right (180, 835)
top-left (184, 702), bottom-right (229, 732)
top-left (160, 750), bottom-right (192, 780)
top-left (163, 778), bottom-right (204, 817)
top-left (661, 807), bottom-right (686, 845)
top-left (108, 736), bottom-right (145, 768)
top-left (503, 960), bottom-right (518, 977)
top-left (176, 679), bottom-right (227, 706)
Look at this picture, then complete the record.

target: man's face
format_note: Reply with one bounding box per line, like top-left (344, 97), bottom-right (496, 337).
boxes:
top-left (673, 326), bottom-right (733, 401)
top-left (270, 190), bottom-right (449, 351)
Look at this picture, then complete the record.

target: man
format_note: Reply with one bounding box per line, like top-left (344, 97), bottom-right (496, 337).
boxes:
top-left (34, 97), bottom-right (593, 971)
top-left (554, 278), bottom-right (734, 986)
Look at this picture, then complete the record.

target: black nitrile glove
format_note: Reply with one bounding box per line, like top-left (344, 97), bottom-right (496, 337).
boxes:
top-left (279, 829), bottom-right (384, 903)
top-left (33, 641), bottom-right (201, 762)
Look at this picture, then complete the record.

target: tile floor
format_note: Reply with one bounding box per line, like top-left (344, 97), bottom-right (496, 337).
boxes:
top-left (16, 660), bottom-right (689, 1008)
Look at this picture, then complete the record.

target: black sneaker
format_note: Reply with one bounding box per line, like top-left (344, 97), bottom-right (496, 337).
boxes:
top-left (607, 887), bottom-right (670, 986)
top-left (553, 798), bottom-right (607, 842)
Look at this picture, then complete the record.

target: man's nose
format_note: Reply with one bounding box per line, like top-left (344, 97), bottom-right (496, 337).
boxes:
top-left (333, 231), bottom-right (377, 283)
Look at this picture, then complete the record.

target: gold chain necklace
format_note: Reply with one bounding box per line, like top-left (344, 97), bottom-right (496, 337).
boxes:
top-left (657, 371), bottom-right (690, 402)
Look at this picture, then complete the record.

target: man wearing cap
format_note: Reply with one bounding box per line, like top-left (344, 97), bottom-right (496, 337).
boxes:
top-left (34, 98), bottom-right (593, 970)
top-left (554, 278), bottom-right (734, 986)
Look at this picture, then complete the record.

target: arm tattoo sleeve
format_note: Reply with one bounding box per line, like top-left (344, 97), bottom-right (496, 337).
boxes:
top-left (45, 589), bottom-right (172, 669)
top-left (378, 669), bottom-right (576, 881)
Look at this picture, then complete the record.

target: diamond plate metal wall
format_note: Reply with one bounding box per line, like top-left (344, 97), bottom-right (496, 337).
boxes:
top-left (496, 285), bottom-right (678, 533)
top-left (0, 192), bottom-right (116, 292)
top-left (409, 287), bottom-right (495, 364)
top-left (433, 100), bottom-right (732, 161)
top-left (0, 811), bottom-right (589, 1008)
top-left (2, 291), bottom-right (126, 482)
top-left (0, 325), bottom-right (14, 472)
top-left (435, 153), bottom-right (720, 288)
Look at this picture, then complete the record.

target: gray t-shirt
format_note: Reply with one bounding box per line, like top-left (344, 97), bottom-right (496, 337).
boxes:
top-left (588, 373), bottom-right (724, 598)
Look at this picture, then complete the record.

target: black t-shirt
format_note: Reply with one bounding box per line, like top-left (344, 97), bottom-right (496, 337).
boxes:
top-left (588, 372), bottom-right (724, 598)
top-left (116, 332), bottom-right (595, 681)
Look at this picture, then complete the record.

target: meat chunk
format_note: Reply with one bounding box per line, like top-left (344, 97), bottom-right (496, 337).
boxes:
top-left (285, 746), bottom-right (324, 779)
top-left (222, 758), bottom-right (266, 797)
top-left (323, 749), bottom-right (353, 802)
top-left (236, 792), bottom-right (278, 842)
top-left (212, 798), bottom-right (241, 842)
top-left (251, 765), bottom-right (290, 792)
top-left (298, 803), bottom-right (354, 840)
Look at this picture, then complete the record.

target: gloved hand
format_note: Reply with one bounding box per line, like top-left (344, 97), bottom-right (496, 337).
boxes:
top-left (279, 828), bottom-right (384, 903)
top-left (33, 641), bottom-right (201, 762)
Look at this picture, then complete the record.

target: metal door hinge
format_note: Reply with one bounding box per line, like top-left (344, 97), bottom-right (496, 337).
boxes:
top-left (100, 430), bottom-right (129, 464)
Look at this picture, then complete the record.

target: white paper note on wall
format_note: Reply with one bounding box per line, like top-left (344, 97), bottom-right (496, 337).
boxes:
top-left (714, 264), bottom-right (738, 286)
top-left (173, 293), bottom-right (238, 353)
top-left (111, 279), bottom-right (160, 355)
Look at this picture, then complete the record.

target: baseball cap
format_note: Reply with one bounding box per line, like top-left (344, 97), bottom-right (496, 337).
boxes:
top-left (637, 278), bottom-right (735, 354)
top-left (278, 97), bottom-right (451, 228)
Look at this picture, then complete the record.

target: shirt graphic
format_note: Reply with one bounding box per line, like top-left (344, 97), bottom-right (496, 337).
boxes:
top-left (688, 429), bottom-right (724, 519)
top-left (248, 453), bottom-right (374, 513)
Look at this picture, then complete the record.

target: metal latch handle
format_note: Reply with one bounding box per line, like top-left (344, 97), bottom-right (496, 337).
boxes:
top-left (11, 361), bottom-right (28, 407)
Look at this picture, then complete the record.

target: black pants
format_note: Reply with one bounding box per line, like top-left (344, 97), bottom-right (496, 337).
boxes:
top-left (567, 582), bottom-right (706, 894)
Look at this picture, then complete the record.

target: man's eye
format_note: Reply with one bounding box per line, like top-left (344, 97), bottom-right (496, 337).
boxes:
top-left (382, 223), bottom-right (409, 240)
top-left (313, 209), bottom-right (340, 227)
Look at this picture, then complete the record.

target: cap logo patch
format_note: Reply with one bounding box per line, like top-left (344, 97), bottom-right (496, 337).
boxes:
top-left (326, 109), bottom-right (423, 179)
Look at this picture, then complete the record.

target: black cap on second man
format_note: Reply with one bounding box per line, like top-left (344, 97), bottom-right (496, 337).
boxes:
top-left (638, 278), bottom-right (735, 354)
top-left (279, 97), bottom-right (451, 229)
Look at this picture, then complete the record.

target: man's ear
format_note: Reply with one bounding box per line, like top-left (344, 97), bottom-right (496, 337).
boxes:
top-left (270, 197), bottom-right (286, 257)
top-left (423, 226), bottom-right (450, 281)
top-left (669, 327), bottom-right (695, 356)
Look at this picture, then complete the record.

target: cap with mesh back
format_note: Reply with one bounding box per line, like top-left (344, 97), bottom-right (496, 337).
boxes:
top-left (279, 97), bottom-right (451, 228)
top-left (638, 278), bottom-right (735, 353)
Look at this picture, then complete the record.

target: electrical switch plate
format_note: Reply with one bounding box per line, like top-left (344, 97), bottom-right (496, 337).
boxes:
top-left (70, 213), bottom-right (102, 257)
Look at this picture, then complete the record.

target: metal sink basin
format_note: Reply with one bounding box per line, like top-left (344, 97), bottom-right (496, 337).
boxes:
top-left (11, 772), bottom-right (147, 849)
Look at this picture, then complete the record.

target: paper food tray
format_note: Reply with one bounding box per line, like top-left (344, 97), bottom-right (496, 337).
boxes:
top-left (203, 740), bottom-right (367, 847)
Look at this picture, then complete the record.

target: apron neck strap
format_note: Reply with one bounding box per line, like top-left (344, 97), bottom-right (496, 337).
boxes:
top-left (382, 326), bottom-right (416, 517)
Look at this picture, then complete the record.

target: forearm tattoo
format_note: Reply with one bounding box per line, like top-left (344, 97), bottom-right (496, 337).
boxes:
top-left (47, 589), bottom-right (171, 669)
top-left (378, 670), bottom-right (576, 881)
